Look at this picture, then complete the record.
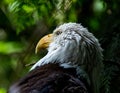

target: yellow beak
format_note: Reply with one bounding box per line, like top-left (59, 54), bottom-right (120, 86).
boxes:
top-left (35, 34), bottom-right (53, 54)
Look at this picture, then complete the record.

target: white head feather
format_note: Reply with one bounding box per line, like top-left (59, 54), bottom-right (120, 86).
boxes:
top-left (31, 23), bottom-right (103, 70)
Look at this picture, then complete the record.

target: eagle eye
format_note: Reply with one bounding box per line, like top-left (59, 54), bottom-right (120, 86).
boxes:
top-left (55, 30), bottom-right (62, 35)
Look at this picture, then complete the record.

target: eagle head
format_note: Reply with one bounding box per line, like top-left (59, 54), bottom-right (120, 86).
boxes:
top-left (31, 23), bottom-right (103, 70)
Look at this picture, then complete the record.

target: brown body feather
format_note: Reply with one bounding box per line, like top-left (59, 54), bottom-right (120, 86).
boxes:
top-left (9, 63), bottom-right (89, 93)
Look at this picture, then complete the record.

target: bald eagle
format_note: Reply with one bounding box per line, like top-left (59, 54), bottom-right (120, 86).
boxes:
top-left (9, 23), bottom-right (103, 93)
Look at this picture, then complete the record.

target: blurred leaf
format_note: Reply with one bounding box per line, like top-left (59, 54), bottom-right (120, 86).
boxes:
top-left (22, 5), bottom-right (35, 13)
top-left (4, 0), bottom-right (14, 4)
top-left (68, 9), bottom-right (77, 22)
top-left (89, 18), bottom-right (99, 31)
top-left (8, 1), bottom-right (20, 12)
top-left (0, 41), bottom-right (24, 54)
top-left (0, 88), bottom-right (6, 93)
top-left (93, 0), bottom-right (106, 13)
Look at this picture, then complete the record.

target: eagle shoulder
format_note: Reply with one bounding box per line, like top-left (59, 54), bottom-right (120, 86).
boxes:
top-left (9, 63), bottom-right (88, 93)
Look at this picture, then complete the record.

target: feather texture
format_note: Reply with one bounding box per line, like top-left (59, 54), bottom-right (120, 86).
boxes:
top-left (9, 63), bottom-right (89, 93)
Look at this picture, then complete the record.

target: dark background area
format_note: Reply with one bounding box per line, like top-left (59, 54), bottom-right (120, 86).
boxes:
top-left (0, 0), bottom-right (120, 93)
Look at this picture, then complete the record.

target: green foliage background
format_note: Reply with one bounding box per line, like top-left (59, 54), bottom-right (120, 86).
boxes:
top-left (0, 0), bottom-right (120, 93)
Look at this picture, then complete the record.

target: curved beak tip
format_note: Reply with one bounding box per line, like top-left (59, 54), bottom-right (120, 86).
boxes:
top-left (35, 34), bottom-right (53, 54)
